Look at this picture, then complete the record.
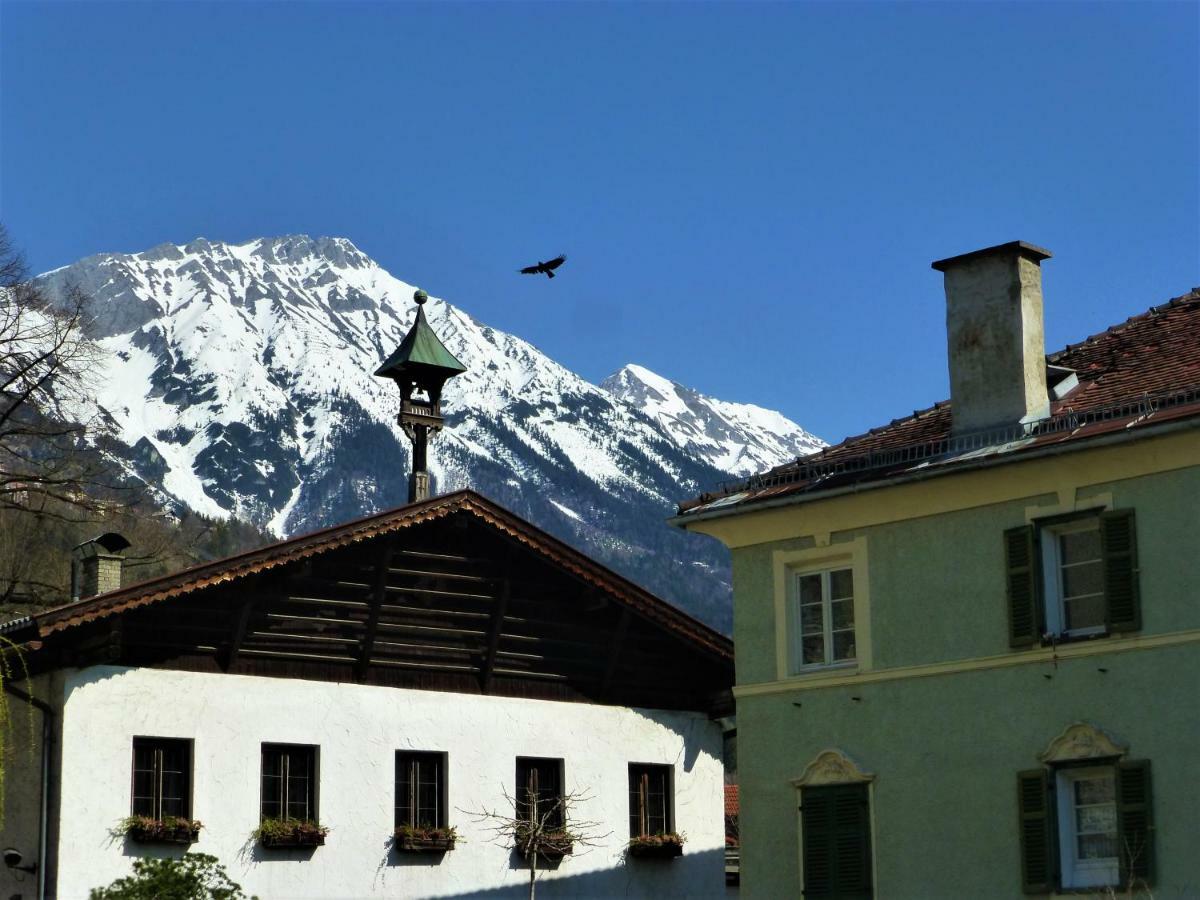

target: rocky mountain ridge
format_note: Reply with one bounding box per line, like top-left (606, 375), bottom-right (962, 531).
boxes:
top-left (37, 235), bottom-right (825, 629)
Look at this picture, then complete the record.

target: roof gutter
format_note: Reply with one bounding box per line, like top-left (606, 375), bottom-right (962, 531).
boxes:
top-left (670, 414), bottom-right (1200, 530)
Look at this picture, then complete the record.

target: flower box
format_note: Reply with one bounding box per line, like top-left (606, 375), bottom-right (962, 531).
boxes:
top-left (516, 830), bottom-right (575, 861)
top-left (394, 827), bottom-right (457, 853)
top-left (120, 816), bottom-right (202, 844)
top-left (254, 819), bottom-right (328, 848)
top-left (628, 833), bottom-right (685, 859)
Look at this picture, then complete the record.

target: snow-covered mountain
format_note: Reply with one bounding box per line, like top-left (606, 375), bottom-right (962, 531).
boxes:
top-left (37, 236), bottom-right (822, 630)
top-left (602, 364), bottom-right (824, 476)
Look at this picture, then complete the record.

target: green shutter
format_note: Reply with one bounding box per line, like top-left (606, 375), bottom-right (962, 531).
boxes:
top-left (1101, 510), bottom-right (1140, 633)
top-left (802, 784), bottom-right (872, 900)
top-left (1117, 760), bottom-right (1154, 887)
top-left (1005, 526), bottom-right (1042, 648)
top-left (802, 788), bottom-right (835, 899)
top-left (1017, 769), bottom-right (1054, 894)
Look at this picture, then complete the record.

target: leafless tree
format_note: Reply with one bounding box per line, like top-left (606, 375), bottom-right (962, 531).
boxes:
top-left (0, 224), bottom-right (115, 519)
top-left (466, 785), bottom-right (611, 900)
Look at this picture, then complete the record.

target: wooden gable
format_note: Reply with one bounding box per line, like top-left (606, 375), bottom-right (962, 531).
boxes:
top-left (11, 491), bottom-right (733, 713)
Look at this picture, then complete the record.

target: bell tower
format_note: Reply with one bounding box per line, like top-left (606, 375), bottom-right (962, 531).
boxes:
top-left (374, 289), bottom-right (467, 502)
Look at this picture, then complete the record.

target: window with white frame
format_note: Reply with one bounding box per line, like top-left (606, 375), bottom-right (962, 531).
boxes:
top-left (1016, 757), bottom-right (1153, 894)
top-left (1005, 509), bottom-right (1139, 649)
top-left (1041, 517), bottom-right (1106, 638)
top-left (1056, 765), bottom-right (1119, 889)
top-left (790, 567), bottom-right (856, 671)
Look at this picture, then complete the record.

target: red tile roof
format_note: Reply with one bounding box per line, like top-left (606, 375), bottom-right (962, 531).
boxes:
top-left (725, 784), bottom-right (739, 817)
top-left (678, 288), bottom-right (1200, 518)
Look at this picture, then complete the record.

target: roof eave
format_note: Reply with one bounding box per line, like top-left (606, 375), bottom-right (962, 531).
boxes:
top-left (671, 413), bottom-right (1200, 530)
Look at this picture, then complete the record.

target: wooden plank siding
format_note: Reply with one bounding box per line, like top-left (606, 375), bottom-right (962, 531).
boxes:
top-left (22, 507), bottom-right (731, 713)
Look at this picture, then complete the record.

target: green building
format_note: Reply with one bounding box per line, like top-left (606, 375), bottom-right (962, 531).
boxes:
top-left (674, 242), bottom-right (1200, 899)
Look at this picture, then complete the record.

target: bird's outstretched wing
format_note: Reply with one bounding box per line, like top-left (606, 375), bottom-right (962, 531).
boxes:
top-left (519, 264), bottom-right (541, 274)
top-left (543, 254), bottom-right (567, 271)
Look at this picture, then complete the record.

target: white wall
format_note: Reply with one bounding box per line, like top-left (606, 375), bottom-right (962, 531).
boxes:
top-left (54, 666), bottom-right (726, 900)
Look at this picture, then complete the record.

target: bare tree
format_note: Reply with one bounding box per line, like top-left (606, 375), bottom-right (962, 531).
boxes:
top-left (0, 224), bottom-right (115, 519)
top-left (467, 785), bottom-right (610, 900)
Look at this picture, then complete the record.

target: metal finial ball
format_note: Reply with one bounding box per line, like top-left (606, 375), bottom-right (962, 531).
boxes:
top-left (413, 289), bottom-right (428, 305)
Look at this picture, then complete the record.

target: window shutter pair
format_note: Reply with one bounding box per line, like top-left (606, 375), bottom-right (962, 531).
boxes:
top-left (801, 783), bottom-right (872, 900)
top-left (1016, 761), bottom-right (1154, 894)
top-left (1004, 510), bottom-right (1139, 647)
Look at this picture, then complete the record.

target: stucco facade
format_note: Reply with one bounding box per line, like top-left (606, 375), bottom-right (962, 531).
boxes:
top-left (2, 665), bottom-right (725, 899)
top-left (687, 428), bottom-right (1200, 898)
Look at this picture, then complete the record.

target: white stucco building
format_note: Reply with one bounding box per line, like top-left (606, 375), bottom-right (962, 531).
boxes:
top-left (1, 490), bottom-right (733, 899)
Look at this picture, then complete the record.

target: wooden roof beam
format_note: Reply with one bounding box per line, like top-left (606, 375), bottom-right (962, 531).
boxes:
top-left (480, 575), bottom-right (510, 693)
top-left (356, 540), bottom-right (393, 683)
top-left (220, 595), bottom-right (258, 672)
top-left (601, 608), bottom-right (631, 695)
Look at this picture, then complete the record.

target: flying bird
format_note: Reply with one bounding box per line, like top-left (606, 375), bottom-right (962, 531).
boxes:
top-left (519, 254), bottom-right (567, 279)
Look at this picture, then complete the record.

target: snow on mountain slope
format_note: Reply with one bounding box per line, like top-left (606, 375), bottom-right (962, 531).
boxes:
top-left (602, 363), bottom-right (825, 476)
top-left (36, 236), bottom-right (823, 630)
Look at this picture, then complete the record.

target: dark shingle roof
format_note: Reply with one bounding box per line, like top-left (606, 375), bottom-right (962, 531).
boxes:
top-left (678, 288), bottom-right (1200, 518)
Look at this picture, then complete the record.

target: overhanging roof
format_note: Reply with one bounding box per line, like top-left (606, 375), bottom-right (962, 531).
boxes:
top-left (677, 288), bottom-right (1200, 523)
top-left (7, 490), bottom-right (732, 711)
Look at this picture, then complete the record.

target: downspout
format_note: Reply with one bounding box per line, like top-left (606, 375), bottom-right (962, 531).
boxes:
top-left (5, 683), bottom-right (51, 900)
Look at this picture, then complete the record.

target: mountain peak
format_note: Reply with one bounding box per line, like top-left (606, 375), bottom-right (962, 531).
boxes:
top-left (34, 235), bottom-right (825, 631)
top-left (602, 363), bottom-right (825, 477)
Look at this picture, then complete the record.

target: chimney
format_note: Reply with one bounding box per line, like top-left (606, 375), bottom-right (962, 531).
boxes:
top-left (932, 241), bottom-right (1052, 435)
top-left (71, 533), bottom-right (131, 600)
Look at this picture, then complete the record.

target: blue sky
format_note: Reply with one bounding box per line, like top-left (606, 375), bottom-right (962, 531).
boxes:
top-left (2, 1), bottom-right (1197, 445)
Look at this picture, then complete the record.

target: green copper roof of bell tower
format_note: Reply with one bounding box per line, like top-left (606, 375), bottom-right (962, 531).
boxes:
top-left (374, 289), bottom-right (468, 378)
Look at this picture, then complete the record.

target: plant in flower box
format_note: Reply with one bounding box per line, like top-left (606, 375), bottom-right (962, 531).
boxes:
top-left (115, 814), bottom-right (203, 844)
top-left (514, 821), bottom-right (576, 860)
top-left (252, 817), bottom-right (329, 848)
top-left (628, 831), bottom-right (686, 859)
top-left (394, 824), bottom-right (458, 852)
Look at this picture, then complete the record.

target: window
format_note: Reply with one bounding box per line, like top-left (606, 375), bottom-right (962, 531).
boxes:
top-left (800, 783), bottom-right (873, 900)
top-left (396, 752), bottom-right (446, 829)
top-left (1005, 510), bottom-right (1139, 648)
top-left (516, 757), bottom-right (563, 829)
top-left (261, 744), bottom-right (318, 822)
top-left (1042, 518), bottom-right (1106, 637)
top-left (628, 764), bottom-right (672, 837)
top-left (131, 737), bottom-right (191, 820)
top-left (790, 567), bottom-right (856, 671)
top-left (1017, 761), bottom-right (1153, 893)
top-left (1056, 767), bottom-right (1119, 888)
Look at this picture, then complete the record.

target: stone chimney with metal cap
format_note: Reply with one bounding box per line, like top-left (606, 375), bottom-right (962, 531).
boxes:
top-left (72, 532), bottom-right (131, 600)
top-left (932, 241), bottom-right (1053, 435)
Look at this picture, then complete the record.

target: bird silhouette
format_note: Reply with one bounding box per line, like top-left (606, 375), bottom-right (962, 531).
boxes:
top-left (519, 254), bottom-right (567, 279)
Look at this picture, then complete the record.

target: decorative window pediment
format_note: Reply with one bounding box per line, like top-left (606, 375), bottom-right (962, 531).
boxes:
top-left (791, 749), bottom-right (874, 787)
top-left (1038, 722), bottom-right (1127, 764)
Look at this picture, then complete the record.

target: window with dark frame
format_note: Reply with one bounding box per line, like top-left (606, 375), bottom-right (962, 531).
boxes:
top-left (516, 757), bottom-right (564, 830)
top-left (396, 751), bottom-right (446, 829)
top-left (261, 743), bottom-right (318, 823)
top-left (628, 764), bottom-right (672, 837)
top-left (131, 737), bottom-right (191, 820)
top-left (1005, 509), bottom-right (1140, 648)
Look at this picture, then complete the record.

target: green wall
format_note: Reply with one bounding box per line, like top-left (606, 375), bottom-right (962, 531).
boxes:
top-left (730, 463), bottom-right (1200, 898)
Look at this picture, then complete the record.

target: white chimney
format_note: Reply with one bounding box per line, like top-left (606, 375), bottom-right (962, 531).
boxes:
top-left (932, 241), bottom-right (1052, 435)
